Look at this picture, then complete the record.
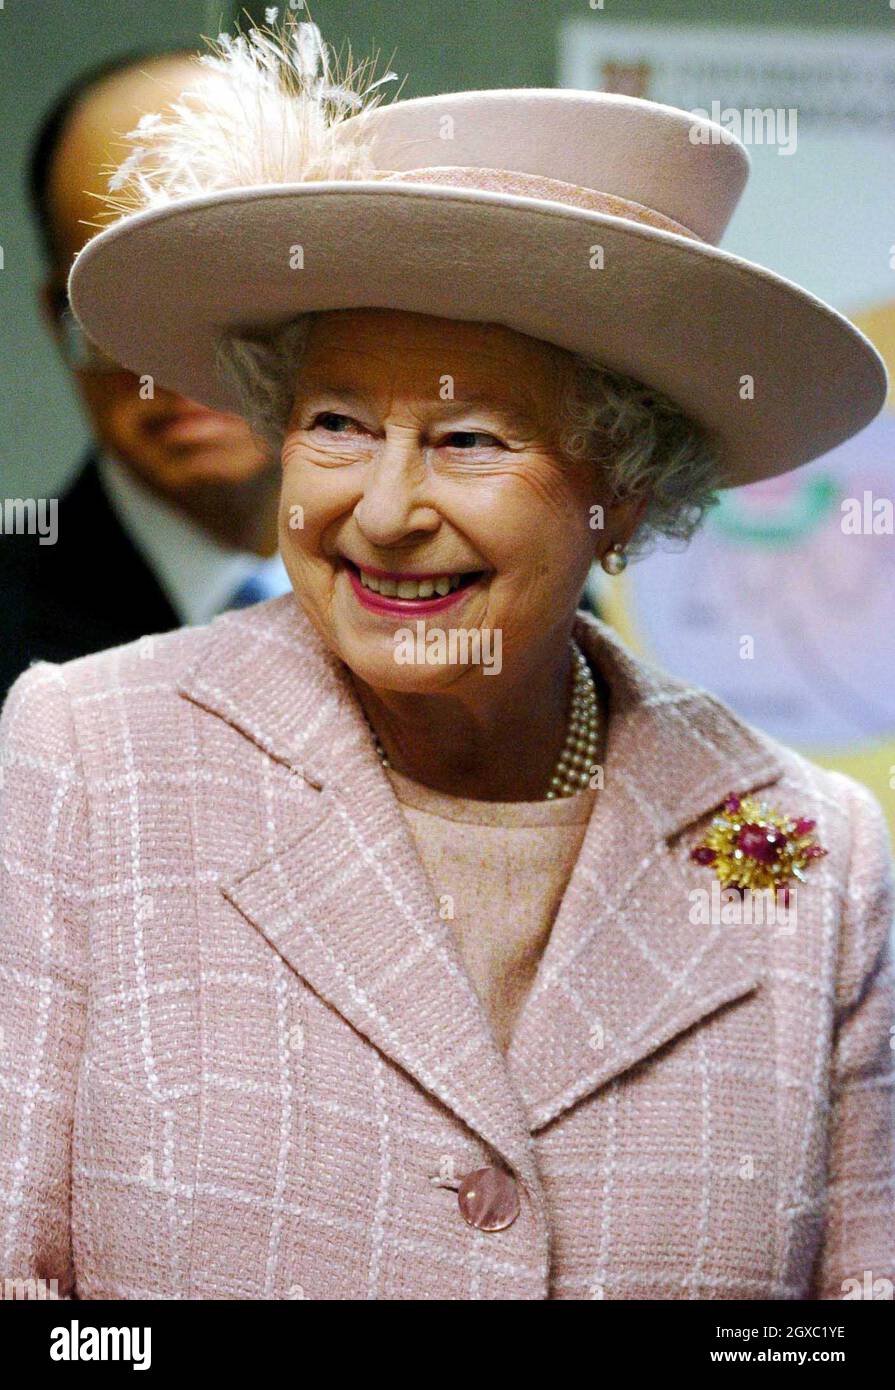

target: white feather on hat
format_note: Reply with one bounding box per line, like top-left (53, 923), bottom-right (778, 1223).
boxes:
top-left (96, 13), bottom-right (399, 226)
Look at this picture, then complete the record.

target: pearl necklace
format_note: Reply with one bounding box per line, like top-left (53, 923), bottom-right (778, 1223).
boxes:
top-left (371, 639), bottom-right (600, 800)
top-left (547, 640), bottom-right (600, 798)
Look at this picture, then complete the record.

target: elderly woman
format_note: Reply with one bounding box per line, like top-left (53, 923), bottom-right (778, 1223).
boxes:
top-left (1, 20), bottom-right (892, 1301)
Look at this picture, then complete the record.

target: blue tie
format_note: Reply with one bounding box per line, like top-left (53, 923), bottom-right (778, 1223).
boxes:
top-left (224, 566), bottom-right (283, 611)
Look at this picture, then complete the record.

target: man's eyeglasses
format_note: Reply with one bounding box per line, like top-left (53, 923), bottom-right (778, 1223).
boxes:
top-left (52, 290), bottom-right (124, 373)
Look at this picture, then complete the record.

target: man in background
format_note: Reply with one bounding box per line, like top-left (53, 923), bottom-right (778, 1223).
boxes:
top-left (0, 49), bottom-right (289, 700)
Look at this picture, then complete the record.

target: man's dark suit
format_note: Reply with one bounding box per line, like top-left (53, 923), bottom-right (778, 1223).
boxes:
top-left (0, 454), bottom-right (179, 703)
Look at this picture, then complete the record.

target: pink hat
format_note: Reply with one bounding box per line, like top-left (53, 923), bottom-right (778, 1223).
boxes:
top-left (68, 18), bottom-right (887, 488)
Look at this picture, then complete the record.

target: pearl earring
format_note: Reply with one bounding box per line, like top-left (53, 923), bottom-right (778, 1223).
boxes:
top-left (601, 542), bottom-right (628, 575)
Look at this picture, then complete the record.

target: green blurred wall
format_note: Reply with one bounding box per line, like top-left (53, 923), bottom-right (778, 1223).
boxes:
top-left (256, 0), bottom-right (892, 96)
top-left (1, 0), bottom-right (887, 494)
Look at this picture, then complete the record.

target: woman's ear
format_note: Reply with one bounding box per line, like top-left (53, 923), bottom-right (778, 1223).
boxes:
top-left (598, 493), bottom-right (649, 559)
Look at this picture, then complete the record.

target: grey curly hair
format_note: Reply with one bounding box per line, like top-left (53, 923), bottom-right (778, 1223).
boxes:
top-left (214, 313), bottom-right (722, 561)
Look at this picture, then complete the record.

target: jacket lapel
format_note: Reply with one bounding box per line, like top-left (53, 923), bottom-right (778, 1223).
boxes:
top-left (178, 596), bottom-right (784, 1165)
top-left (178, 596), bottom-right (540, 1187)
top-left (506, 611), bottom-right (784, 1130)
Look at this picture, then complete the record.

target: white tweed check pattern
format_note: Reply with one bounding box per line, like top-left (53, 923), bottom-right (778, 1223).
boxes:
top-left (0, 594), bottom-right (892, 1299)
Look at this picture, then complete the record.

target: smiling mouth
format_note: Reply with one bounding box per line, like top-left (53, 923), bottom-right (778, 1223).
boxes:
top-left (342, 559), bottom-right (486, 602)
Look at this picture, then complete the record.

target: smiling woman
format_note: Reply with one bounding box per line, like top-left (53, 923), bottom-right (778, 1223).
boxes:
top-left (215, 306), bottom-right (724, 566)
top-left (2, 13), bottom-right (892, 1303)
top-left (213, 305), bottom-right (686, 799)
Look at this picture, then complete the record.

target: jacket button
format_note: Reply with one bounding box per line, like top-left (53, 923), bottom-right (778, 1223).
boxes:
top-left (457, 1166), bottom-right (520, 1231)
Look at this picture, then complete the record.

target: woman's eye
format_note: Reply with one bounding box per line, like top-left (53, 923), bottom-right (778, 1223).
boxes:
top-left (442, 430), bottom-right (504, 449)
top-left (304, 417), bottom-right (504, 448)
top-left (312, 412), bottom-right (364, 434)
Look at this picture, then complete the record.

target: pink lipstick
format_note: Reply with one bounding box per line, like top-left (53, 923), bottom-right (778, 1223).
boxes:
top-left (343, 561), bottom-right (485, 617)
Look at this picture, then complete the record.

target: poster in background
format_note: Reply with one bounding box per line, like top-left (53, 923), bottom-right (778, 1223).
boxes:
top-left (560, 23), bottom-right (895, 838)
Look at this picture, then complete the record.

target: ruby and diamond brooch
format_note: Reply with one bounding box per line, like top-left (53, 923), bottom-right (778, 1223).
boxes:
top-left (689, 793), bottom-right (827, 905)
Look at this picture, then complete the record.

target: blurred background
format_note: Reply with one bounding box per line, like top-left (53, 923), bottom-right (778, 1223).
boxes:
top-left (1, 0), bottom-right (894, 838)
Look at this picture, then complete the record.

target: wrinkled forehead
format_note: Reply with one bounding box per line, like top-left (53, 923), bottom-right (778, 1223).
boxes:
top-left (295, 308), bottom-right (573, 412)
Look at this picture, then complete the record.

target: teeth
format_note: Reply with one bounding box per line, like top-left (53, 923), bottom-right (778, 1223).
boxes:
top-left (356, 567), bottom-right (472, 599)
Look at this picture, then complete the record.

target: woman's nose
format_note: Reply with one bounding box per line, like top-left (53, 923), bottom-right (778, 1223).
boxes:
top-left (353, 435), bottom-right (440, 545)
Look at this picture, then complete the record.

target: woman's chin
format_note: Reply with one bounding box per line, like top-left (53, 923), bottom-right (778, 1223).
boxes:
top-left (335, 635), bottom-right (471, 694)
top-left (324, 582), bottom-right (486, 690)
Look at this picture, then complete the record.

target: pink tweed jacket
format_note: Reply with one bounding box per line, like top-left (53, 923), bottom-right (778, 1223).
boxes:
top-left (1, 595), bottom-right (893, 1300)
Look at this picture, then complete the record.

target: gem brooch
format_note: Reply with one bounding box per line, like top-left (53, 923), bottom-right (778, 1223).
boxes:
top-left (689, 793), bottom-right (827, 904)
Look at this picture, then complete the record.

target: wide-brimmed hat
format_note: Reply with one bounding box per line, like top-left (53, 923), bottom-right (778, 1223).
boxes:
top-left (68, 19), bottom-right (887, 488)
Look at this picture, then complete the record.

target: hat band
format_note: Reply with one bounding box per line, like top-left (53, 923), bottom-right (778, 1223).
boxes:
top-left (375, 165), bottom-right (704, 243)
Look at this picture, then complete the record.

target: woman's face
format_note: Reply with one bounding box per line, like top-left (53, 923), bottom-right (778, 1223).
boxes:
top-left (279, 308), bottom-right (632, 693)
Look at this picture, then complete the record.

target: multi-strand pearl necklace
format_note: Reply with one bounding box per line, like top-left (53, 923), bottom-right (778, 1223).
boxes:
top-left (371, 639), bottom-right (600, 800)
top-left (546, 641), bottom-right (600, 798)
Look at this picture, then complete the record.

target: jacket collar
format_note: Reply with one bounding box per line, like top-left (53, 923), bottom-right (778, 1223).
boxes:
top-left (178, 595), bottom-right (783, 1177)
